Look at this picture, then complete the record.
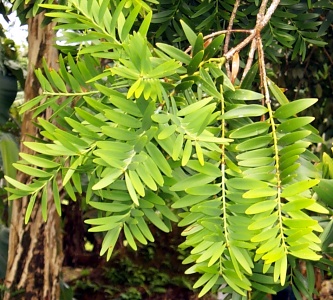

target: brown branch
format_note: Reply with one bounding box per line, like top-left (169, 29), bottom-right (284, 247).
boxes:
top-left (241, 39), bottom-right (258, 83)
top-left (259, 0), bottom-right (281, 30)
top-left (224, 0), bottom-right (280, 60)
top-left (257, 35), bottom-right (270, 104)
top-left (323, 47), bottom-right (333, 67)
top-left (224, 0), bottom-right (241, 77)
top-left (184, 29), bottom-right (254, 54)
top-left (257, 0), bottom-right (269, 23)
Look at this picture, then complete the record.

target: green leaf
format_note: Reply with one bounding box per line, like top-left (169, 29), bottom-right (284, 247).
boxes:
top-left (195, 141), bottom-right (204, 166)
top-left (136, 163), bottom-right (157, 190)
top-left (171, 173), bottom-right (216, 192)
top-left (172, 194), bottom-right (208, 209)
top-left (230, 122), bottom-right (270, 138)
top-left (25, 194), bottom-right (37, 224)
top-left (186, 160), bottom-right (221, 177)
top-left (230, 245), bottom-right (253, 274)
top-left (180, 19), bottom-right (197, 47)
top-left (128, 170), bottom-right (145, 197)
top-left (221, 105), bottom-right (268, 119)
top-left (186, 184), bottom-right (221, 196)
top-left (12, 163), bottom-right (52, 178)
top-left (192, 33), bottom-right (204, 57)
top-left (120, 4), bottom-right (141, 41)
top-left (92, 169), bottom-right (123, 190)
top-left (145, 142), bottom-right (172, 177)
top-left (52, 176), bottom-right (61, 216)
top-left (281, 179), bottom-right (320, 197)
top-left (177, 96), bottom-right (214, 116)
top-left (248, 213), bottom-right (278, 230)
top-left (142, 208), bottom-right (169, 232)
top-left (198, 274), bottom-right (219, 297)
top-left (156, 43), bottom-right (191, 64)
top-left (49, 69), bottom-right (67, 92)
top-left (223, 271), bottom-right (250, 295)
top-left (19, 153), bottom-right (60, 169)
top-left (187, 50), bottom-right (204, 75)
top-left (278, 130), bottom-right (311, 146)
top-left (0, 134), bottom-right (19, 181)
top-left (224, 89), bottom-right (263, 101)
top-left (138, 10), bottom-right (152, 37)
top-left (102, 126), bottom-right (138, 140)
top-left (125, 171), bottom-right (139, 206)
top-left (282, 198), bottom-right (315, 212)
top-left (124, 223), bottom-right (137, 250)
top-left (243, 187), bottom-right (277, 199)
top-left (136, 216), bottom-right (154, 242)
top-left (246, 200), bottom-right (277, 214)
top-left (149, 59), bottom-right (181, 78)
top-left (41, 186), bottom-right (48, 221)
top-left (274, 98), bottom-right (318, 119)
top-left (291, 248), bottom-right (321, 260)
top-left (236, 135), bottom-right (272, 151)
top-left (4, 176), bottom-right (35, 192)
top-left (251, 227), bottom-right (279, 243)
top-left (314, 179), bottom-right (333, 206)
top-left (158, 124), bottom-right (177, 140)
top-left (172, 133), bottom-right (183, 160)
top-left (227, 178), bottom-right (268, 190)
top-left (283, 218), bottom-right (318, 228)
top-left (100, 226), bottom-right (121, 256)
top-left (277, 117), bottom-right (314, 133)
top-left (204, 34), bottom-right (225, 60)
top-left (267, 77), bottom-right (289, 105)
top-left (89, 202), bottom-right (131, 213)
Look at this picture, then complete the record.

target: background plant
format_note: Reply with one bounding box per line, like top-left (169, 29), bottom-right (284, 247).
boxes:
top-left (4, 0), bottom-right (333, 299)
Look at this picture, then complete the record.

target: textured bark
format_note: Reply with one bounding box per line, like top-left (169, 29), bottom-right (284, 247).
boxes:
top-left (4, 12), bottom-right (63, 300)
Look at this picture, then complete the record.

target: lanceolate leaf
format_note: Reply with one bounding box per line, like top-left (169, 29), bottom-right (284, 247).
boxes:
top-left (274, 98), bottom-right (318, 119)
top-left (6, 2), bottom-right (331, 298)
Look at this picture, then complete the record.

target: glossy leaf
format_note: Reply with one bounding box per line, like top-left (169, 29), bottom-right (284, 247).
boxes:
top-left (274, 98), bottom-right (318, 119)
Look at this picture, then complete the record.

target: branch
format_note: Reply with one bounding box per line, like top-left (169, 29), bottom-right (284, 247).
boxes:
top-left (184, 30), bottom-right (254, 55)
top-left (224, 0), bottom-right (241, 77)
top-left (241, 39), bottom-right (257, 83)
top-left (224, 0), bottom-right (280, 60)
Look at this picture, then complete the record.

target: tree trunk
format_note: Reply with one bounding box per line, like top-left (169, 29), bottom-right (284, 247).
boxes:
top-left (4, 12), bottom-right (63, 300)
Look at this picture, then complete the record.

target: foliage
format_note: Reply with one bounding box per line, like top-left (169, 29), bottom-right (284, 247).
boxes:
top-left (61, 247), bottom-right (201, 300)
top-left (5, 0), bottom-right (333, 298)
top-left (0, 224), bottom-right (9, 278)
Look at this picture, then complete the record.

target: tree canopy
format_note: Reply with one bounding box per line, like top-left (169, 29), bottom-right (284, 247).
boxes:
top-left (2, 0), bottom-right (333, 299)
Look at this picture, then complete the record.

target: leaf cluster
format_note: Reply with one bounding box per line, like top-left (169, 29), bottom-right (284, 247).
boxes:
top-left (6, 0), bottom-right (333, 298)
top-left (149, 0), bottom-right (331, 62)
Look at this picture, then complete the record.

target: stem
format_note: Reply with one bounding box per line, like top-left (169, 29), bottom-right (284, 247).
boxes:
top-left (224, 0), bottom-right (241, 77)
top-left (220, 85), bottom-right (229, 246)
top-left (241, 39), bottom-right (257, 83)
top-left (43, 91), bottom-right (98, 96)
top-left (224, 0), bottom-right (281, 60)
top-left (257, 36), bottom-right (286, 252)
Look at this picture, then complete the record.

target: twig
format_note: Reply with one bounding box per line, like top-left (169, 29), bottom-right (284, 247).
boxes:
top-left (224, 0), bottom-right (241, 77)
top-left (323, 47), bottom-right (333, 67)
top-left (241, 39), bottom-right (257, 83)
top-left (257, 35), bottom-right (270, 104)
top-left (257, 0), bottom-right (269, 23)
top-left (224, 0), bottom-right (280, 60)
top-left (259, 0), bottom-right (281, 31)
top-left (184, 29), bottom-right (254, 54)
top-left (224, 30), bottom-right (257, 60)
